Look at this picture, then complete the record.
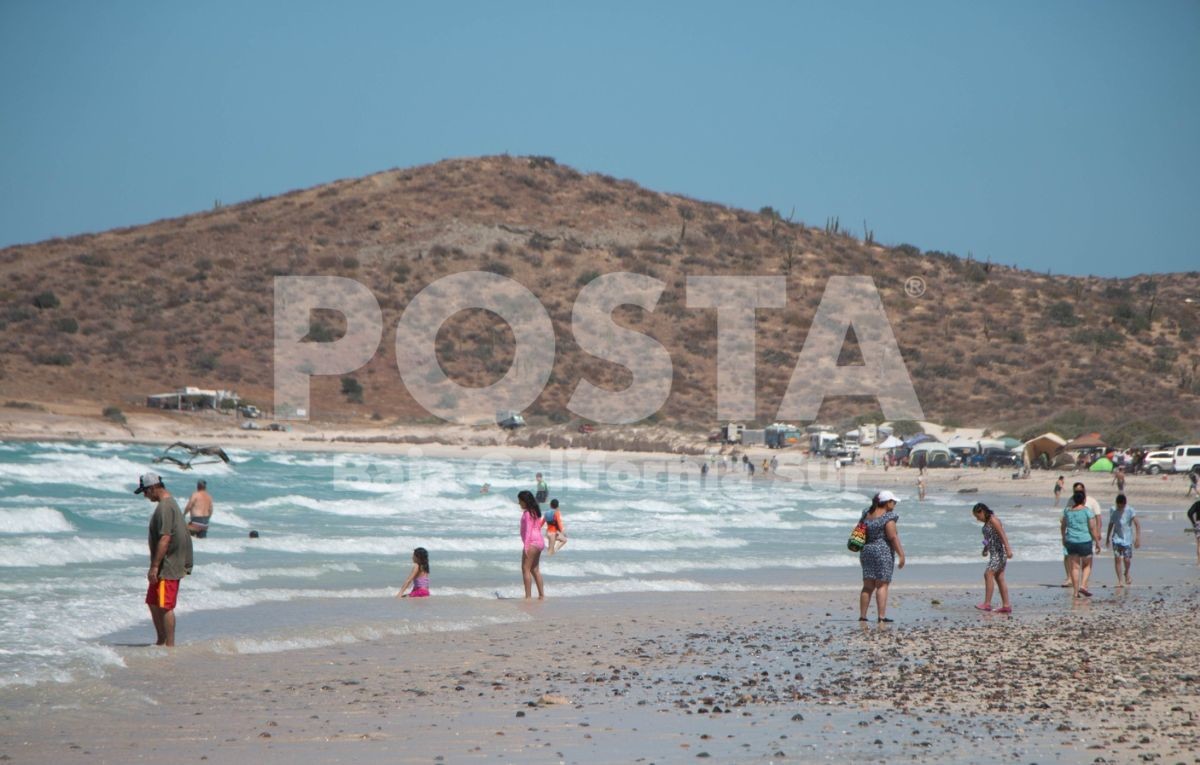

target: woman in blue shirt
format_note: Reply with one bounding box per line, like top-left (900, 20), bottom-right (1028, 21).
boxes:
top-left (1061, 490), bottom-right (1100, 599)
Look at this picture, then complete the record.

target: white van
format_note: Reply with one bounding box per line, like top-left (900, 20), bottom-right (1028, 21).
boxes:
top-left (1173, 444), bottom-right (1200, 474)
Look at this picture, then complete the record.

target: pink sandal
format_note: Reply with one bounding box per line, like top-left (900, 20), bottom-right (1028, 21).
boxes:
top-left (995, 606), bottom-right (1012, 614)
top-left (975, 603), bottom-right (992, 611)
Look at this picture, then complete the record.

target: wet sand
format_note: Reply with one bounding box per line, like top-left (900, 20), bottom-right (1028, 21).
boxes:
top-left (3, 549), bottom-right (1198, 764)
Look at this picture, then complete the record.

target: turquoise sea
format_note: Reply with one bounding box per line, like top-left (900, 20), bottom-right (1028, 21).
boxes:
top-left (0, 440), bottom-right (1069, 689)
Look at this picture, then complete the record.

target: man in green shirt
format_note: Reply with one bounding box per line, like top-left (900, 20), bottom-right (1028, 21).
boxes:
top-left (136, 472), bottom-right (193, 646)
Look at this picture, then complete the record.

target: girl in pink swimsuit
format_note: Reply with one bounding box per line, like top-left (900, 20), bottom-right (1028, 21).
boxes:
top-left (518, 490), bottom-right (546, 600)
top-left (397, 547), bottom-right (430, 598)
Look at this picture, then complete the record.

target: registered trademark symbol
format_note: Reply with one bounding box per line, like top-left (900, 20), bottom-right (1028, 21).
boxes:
top-left (904, 276), bottom-right (926, 298)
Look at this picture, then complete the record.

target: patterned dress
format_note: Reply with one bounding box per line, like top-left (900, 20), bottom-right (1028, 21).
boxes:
top-left (859, 510), bottom-right (899, 582)
top-left (982, 521), bottom-right (1006, 573)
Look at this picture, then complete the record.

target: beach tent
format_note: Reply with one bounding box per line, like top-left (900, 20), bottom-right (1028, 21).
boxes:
top-left (977, 438), bottom-right (1006, 451)
top-left (909, 441), bottom-right (952, 467)
top-left (1000, 437), bottom-right (1022, 450)
top-left (1089, 456), bottom-right (1114, 472)
top-left (946, 434), bottom-right (979, 451)
top-left (1065, 433), bottom-right (1106, 450)
top-left (903, 433), bottom-right (935, 449)
top-left (876, 435), bottom-right (904, 450)
top-left (1023, 433), bottom-right (1067, 467)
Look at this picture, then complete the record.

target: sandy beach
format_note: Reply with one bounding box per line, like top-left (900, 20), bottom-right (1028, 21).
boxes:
top-left (3, 561), bottom-right (1198, 765)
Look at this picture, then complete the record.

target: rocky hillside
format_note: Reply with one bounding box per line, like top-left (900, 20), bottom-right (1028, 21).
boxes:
top-left (1, 155), bottom-right (1198, 440)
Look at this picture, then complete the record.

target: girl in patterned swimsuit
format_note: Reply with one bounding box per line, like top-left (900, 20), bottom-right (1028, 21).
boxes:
top-left (397, 547), bottom-right (431, 598)
top-left (972, 503), bottom-right (1013, 613)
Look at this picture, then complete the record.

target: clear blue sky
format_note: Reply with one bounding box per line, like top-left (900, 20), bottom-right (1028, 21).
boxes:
top-left (2, 1), bottom-right (1197, 276)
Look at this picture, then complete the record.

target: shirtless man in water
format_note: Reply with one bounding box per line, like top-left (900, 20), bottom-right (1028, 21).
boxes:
top-left (183, 480), bottom-right (213, 538)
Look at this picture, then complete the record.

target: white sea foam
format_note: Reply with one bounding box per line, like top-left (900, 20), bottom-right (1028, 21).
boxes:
top-left (0, 454), bottom-right (153, 493)
top-left (0, 536), bottom-right (145, 567)
top-left (0, 507), bottom-right (75, 534)
top-left (219, 614), bottom-right (530, 655)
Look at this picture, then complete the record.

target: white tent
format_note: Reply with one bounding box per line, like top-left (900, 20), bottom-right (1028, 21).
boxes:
top-left (877, 435), bottom-right (904, 449)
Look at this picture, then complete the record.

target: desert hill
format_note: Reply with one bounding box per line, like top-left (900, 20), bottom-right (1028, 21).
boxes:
top-left (1, 155), bottom-right (1198, 442)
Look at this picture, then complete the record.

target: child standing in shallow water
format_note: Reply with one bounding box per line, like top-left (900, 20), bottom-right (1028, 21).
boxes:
top-left (396, 547), bottom-right (430, 598)
top-left (973, 503), bottom-right (1013, 612)
top-left (544, 498), bottom-right (568, 555)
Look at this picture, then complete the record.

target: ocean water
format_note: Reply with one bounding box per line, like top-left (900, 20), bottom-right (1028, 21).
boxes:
top-left (0, 439), bottom-right (1068, 689)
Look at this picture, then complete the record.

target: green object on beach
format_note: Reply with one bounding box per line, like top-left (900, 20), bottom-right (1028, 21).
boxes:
top-left (1089, 457), bottom-right (1114, 472)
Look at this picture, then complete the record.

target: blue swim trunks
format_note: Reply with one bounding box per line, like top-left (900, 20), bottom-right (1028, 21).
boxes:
top-left (1112, 543), bottom-right (1132, 559)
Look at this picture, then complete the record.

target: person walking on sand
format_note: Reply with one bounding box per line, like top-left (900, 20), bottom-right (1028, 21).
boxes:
top-left (534, 473), bottom-right (548, 504)
top-left (858, 490), bottom-right (906, 623)
top-left (396, 547), bottom-right (431, 598)
top-left (1112, 466), bottom-right (1126, 494)
top-left (1187, 470), bottom-right (1199, 498)
top-left (973, 503), bottom-right (1013, 612)
top-left (1061, 481), bottom-right (1102, 586)
top-left (917, 468), bottom-right (927, 501)
top-left (518, 490), bottom-right (546, 599)
top-left (1061, 490), bottom-right (1100, 599)
top-left (135, 473), bottom-right (193, 647)
top-left (1054, 476), bottom-right (1065, 506)
top-left (1105, 494), bottom-right (1141, 586)
top-left (1187, 501), bottom-right (1200, 565)
top-left (183, 479), bottom-right (214, 538)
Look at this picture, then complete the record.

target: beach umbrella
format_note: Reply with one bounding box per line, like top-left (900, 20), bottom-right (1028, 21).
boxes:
top-left (1065, 432), bottom-right (1107, 450)
top-left (1089, 456), bottom-right (1114, 472)
top-left (876, 435), bottom-right (904, 449)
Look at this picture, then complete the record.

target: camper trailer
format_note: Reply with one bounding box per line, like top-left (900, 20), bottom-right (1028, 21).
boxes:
top-left (766, 424), bottom-right (803, 449)
top-left (742, 429), bottom-right (767, 446)
top-left (809, 431), bottom-right (839, 455)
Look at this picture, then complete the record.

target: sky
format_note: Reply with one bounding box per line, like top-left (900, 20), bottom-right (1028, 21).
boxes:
top-left (1, 1), bottom-right (1197, 277)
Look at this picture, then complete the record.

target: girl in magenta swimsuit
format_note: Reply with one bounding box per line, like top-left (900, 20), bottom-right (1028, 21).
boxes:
top-left (518, 490), bottom-right (546, 600)
top-left (397, 547), bottom-right (430, 598)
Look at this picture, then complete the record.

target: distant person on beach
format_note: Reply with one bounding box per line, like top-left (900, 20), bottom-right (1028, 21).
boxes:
top-left (396, 547), bottom-right (430, 598)
top-left (972, 502), bottom-right (1013, 613)
top-left (857, 490), bottom-right (905, 623)
top-left (917, 469), bottom-right (927, 501)
top-left (770, 455), bottom-right (779, 474)
top-left (518, 490), bottom-right (546, 599)
top-left (135, 473), bottom-right (193, 647)
top-left (1187, 470), bottom-right (1199, 498)
top-left (1187, 501), bottom-right (1200, 564)
top-left (1054, 476), bottom-right (1065, 506)
top-left (1061, 490), bottom-right (1100, 599)
top-left (480, 483), bottom-right (491, 495)
top-left (1113, 466), bottom-right (1126, 493)
top-left (544, 498), bottom-right (568, 555)
top-left (534, 473), bottom-right (548, 504)
top-left (1105, 494), bottom-right (1140, 586)
top-left (183, 480), bottom-right (213, 538)
top-left (1062, 481), bottom-right (1102, 586)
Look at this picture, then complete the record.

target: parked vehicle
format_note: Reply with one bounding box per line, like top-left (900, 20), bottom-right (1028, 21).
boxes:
top-left (1142, 450), bottom-right (1174, 474)
top-left (239, 405), bottom-right (260, 419)
top-left (711, 423), bottom-right (743, 444)
top-left (981, 447), bottom-right (1019, 468)
top-left (1173, 444), bottom-right (1200, 474)
top-left (496, 411), bottom-right (526, 430)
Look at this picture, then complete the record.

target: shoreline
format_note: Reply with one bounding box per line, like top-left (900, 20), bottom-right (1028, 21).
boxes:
top-left (4, 406), bottom-right (1198, 509)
